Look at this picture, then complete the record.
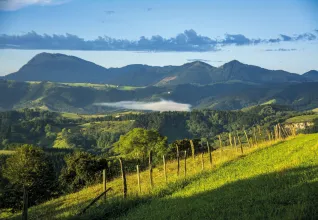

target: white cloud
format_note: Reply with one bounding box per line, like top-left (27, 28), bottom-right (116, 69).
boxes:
top-left (94, 100), bottom-right (191, 112)
top-left (0, 0), bottom-right (69, 11)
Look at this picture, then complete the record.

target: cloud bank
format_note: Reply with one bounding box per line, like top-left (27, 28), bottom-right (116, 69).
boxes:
top-left (0, 0), bottom-right (69, 10)
top-left (265, 48), bottom-right (297, 52)
top-left (94, 100), bottom-right (191, 112)
top-left (0, 29), bottom-right (317, 52)
top-left (187, 59), bottom-right (211, 62)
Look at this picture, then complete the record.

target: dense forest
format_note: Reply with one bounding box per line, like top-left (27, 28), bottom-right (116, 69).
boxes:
top-left (0, 105), bottom-right (305, 151)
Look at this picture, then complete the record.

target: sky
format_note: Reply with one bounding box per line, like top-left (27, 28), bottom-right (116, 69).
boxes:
top-left (0, 0), bottom-right (318, 75)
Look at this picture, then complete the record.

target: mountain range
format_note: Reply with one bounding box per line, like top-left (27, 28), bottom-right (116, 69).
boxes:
top-left (1, 52), bottom-right (318, 113)
top-left (5, 52), bottom-right (318, 86)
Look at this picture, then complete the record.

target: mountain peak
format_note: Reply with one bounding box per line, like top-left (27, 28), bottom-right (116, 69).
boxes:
top-left (303, 70), bottom-right (318, 81)
top-left (183, 60), bottom-right (214, 68)
top-left (304, 70), bottom-right (318, 75)
top-left (32, 52), bottom-right (69, 59)
top-left (223, 60), bottom-right (244, 66)
top-left (27, 52), bottom-right (80, 65)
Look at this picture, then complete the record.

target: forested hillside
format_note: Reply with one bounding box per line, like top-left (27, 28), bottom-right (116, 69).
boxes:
top-left (1, 80), bottom-right (318, 113)
top-left (0, 105), bottom-right (314, 152)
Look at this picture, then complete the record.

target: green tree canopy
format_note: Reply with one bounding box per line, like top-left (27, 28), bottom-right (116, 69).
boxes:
top-left (59, 151), bottom-right (107, 192)
top-left (113, 128), bottom-right (168, 162)
top-left (2, 145), bottom-right (57, 207)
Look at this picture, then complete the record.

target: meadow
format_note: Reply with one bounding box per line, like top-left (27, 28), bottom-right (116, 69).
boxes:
top-left (60, 83), bottom-right (144, 91)
top-left (285, 114), bottom-right (318, 123)
top-left (2, 133), bottom-right (317, 219)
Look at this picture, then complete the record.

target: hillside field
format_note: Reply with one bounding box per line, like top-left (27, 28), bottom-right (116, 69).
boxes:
top-left (285, 114), bottom-right (318, 123)
top-left (2, 133), bottom-right (318, 220)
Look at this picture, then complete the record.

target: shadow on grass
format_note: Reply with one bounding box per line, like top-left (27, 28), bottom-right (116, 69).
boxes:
top-left (7, 197), bottom-right (91, 220)
top-left (76, 166), bottom-right (318, 220)
top-left (119, 166), bottom-right (318, 220)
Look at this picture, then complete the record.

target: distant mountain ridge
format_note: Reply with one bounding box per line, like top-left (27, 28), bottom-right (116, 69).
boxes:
top-left (5, 52), bottom-right (316, 86)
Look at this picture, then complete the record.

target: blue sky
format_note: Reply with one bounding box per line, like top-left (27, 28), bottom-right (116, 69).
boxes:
top-left (0, 0), bottom-right (318, 75)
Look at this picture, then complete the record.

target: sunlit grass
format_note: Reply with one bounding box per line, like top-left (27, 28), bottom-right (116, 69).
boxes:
top-left (61, 112), bottom-right (107, 120)
top-left (120, 134), bottom-right (318, 220)
top-left (2, 136), bottom-right (300, 220)
top-left (0, 150), bottom-right (15, 155)
top-left (79, 121), bottom-right (134, 132)
top-left (285, 114), bottom-right (318, 123)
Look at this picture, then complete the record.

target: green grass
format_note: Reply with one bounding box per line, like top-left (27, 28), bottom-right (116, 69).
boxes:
top-left (119, 134), bottom-right (318, 220)
top-left (61, 112), bottom-right (107, 120)
top-left (312, 108), bottom-right (318, 113)
top-left (60, 82), bottom-right (144, 91)
top-left (0, 150), bottom-right (15, 155)
top-left (3, 134), bottom-right (318, 220)
top-left (285, 114), bottom-right (318, 123)
top-left (261, 99), bottom-right (277, 105)
top-left (80, 120), bottom-right (134, 132)
top-left (27, 81), bottom-right (144, 91)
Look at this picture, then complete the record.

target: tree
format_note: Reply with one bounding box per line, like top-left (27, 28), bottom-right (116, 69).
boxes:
top-left (59, 151), bottom-right (107, 192)
top-left (2, 145), bottom-right (58, 208)
top-left (113, 128), bottom-right (168, 163)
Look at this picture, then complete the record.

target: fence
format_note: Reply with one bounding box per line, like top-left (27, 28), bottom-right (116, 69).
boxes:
top-left (20, 123), bottom-right (295, 218)
top-left (99, 123), bottom-right (295, 199)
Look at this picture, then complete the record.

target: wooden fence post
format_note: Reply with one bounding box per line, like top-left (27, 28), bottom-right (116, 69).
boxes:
top-left (22, 186), bottom-right (28, 220)
top-left (149, 151), bottom-right (153, 189)
top-left (119, 158), bottom-right (127, 198)
top-left (201, 153), bottom-right (204, 171)
top-left (234, 136), bottom-right (237, 152)
top-left (253, 127), bottom-right (257, 146)
top-left (184, 151), bottom-right (187, 178)
top-left (163, 155), bottom-right (167, 183)
top-left (238, 136), bottom-right (243, 154)
top-left (229, 133), bottom-right (233, 147)
top-left (244, 130), bottom-right (251, 148)
top-left (218, 135), bottom-right (223, 151)
top-left (207, 142), bottom-right (212, 168)
top-left (136, 165), bottom-right (141, 194)
top-left (274, 125), bottom-right (279, 140)
top-left (103, 169), bottom-right (107, 201)
top-left (267, 129), bottom-right (271, 142)
top-left (176, 144), bottom-right (180, 176)
top-left (190, 140), bottom-right (195, 160)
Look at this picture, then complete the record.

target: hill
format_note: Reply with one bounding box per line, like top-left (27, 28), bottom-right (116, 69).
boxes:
top-left (303, 70), bottom-right (318, 81)
top-left (1, 80), bottom-right (318, 112)
top-left (5, 53), bottom-right (311, 86)
top-left (2, 134), bottom-right (317, 219)
top-left (119, 134), bottom-right (318, 220)
top-left (5, 53), bottom-right (111, 83)
top-left (158, 60), bottom-right (307, 86)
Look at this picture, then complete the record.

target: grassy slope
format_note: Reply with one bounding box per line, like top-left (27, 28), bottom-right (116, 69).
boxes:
top-left (285, 114), bottom-right (318, 123)
top-left (57, 82), bottom-right (143, 91)
top-left (61, 112), bottom-right (107, 120)
top-left (2, 137), bottom-right (277, 219)
top-left (0, 150), bottom-right (15, 155)
top-left (119, 134), bottom-right (318, 220)
top-left (2, 134), bottom-right (318, 219)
